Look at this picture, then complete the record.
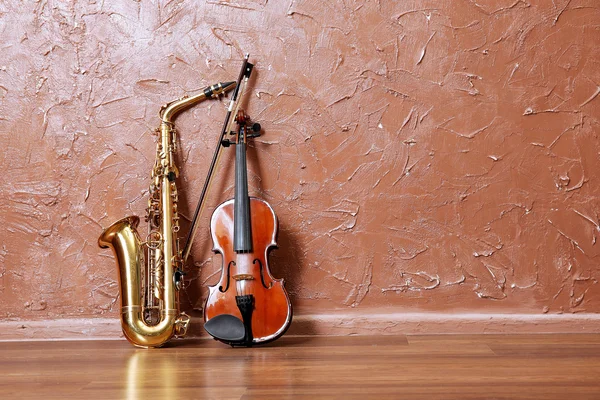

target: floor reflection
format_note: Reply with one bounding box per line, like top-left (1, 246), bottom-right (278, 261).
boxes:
top-left (124, 350), bottom-right (179, 400)
top-left (122, 341), bottom-right (297, 399)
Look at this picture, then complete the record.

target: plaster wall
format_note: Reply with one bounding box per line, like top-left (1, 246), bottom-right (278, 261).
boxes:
top-left (1, 0), bottom-right (600, 338)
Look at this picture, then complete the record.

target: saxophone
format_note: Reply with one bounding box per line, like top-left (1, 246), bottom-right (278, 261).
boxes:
top-left (98, 81), bottom-right (235, 348)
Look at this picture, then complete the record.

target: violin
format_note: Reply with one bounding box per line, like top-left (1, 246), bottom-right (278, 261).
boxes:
top-left (203, 72), bottom-right (292, 346)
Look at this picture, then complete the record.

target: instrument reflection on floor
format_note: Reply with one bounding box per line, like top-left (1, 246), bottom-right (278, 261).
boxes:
top-left (203, 56), bottom-right (293, 347)
top-left (125, 351), bottom-right (180, 400)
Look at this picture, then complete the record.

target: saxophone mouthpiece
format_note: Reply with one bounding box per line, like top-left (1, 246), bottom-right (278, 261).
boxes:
top-left (205, 81), bottom-right (236, 98)
top-left (221, 81), bottom-right (236, 93)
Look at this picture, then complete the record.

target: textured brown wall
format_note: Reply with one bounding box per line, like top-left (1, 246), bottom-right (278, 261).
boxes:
top-left (1, 0), bottom-right (600, 332)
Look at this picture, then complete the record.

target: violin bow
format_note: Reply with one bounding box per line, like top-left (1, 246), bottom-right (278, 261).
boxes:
top-left (181, 54), bottom-right (254, 264)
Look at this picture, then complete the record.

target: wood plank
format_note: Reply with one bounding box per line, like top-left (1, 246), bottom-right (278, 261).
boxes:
top-left (1, 335), bottom-right (599, 399)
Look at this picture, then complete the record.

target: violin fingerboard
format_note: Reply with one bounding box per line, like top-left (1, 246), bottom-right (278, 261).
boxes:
top-left (234, 140), bottom-right (252, 252)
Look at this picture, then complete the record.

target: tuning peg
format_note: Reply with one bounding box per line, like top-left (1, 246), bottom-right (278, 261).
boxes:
top-left (247, 123), bottom-right (262, 138)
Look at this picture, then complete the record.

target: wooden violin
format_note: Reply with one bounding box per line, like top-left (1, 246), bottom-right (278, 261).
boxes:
top-left (203, 109), bottom-right (292, 346)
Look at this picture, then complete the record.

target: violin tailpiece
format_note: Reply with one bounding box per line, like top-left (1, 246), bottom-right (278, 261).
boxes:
top-left (236, 295), bottom-right (255, 346)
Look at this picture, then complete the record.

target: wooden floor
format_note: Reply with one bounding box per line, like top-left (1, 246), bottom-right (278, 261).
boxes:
top-left (1, 334), bottom-right (600, 399)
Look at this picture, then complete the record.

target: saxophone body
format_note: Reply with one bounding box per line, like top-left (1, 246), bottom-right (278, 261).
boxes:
top-left (98, 82), bottom-right (235, 348)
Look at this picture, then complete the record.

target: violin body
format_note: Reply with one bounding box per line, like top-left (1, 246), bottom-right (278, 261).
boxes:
top-left (205, 197), bottom-right (292, 344)
top-left (202, 58), bottom-right (291, 346)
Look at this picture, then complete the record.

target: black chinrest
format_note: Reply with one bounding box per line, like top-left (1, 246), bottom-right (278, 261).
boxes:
top-left (204, 314), bottom-right (245, 342)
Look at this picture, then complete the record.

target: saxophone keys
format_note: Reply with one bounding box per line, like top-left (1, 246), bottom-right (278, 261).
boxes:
top-left (174, 313), bottom-right (190, 337)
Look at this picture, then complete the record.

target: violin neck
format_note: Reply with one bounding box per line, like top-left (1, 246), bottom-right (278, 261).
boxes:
top-left (233, 126), bottom-right (253, 253)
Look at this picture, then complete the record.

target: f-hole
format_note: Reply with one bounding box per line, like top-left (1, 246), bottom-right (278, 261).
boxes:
top-left (219, 261), bottom-right (236, 292)
top-left (254, 259), bottom-right (273, 289)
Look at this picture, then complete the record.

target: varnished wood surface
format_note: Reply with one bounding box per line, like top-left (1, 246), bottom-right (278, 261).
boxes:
top-left (206, 198), bottom-right (292, 343)
top-left (1, 334), bottom-right (600, 399)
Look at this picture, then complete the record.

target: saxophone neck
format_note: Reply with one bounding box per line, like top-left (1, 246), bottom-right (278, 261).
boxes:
top-left (160, 81), bottom-right (236, 122)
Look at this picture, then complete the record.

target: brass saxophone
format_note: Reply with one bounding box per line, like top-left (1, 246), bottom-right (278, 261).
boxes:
top-left (98, 81), bottom-right (235, 348)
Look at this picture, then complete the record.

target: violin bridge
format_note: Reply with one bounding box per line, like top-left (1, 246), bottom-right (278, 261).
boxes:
top-left (233, 274), bottom-right (254, 281)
